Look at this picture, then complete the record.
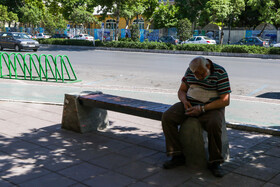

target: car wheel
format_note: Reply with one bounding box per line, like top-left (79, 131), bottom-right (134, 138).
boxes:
top-left (33, 49), bottom-right (38, 52)
top-left (15, 45), bottom-right (21, 52)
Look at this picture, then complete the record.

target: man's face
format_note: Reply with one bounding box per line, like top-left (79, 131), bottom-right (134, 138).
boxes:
top-left (193, 65), bottom-right (210, 80)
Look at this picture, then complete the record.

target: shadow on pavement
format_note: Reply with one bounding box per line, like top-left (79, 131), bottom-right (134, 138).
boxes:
top-left (257, 92), bottom-right (280, 100)
top-left (0, 120), bottom-right (279, 186)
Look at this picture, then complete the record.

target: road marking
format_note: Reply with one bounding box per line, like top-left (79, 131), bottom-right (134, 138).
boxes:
top-left (247, 84), bottom-right (268, 96)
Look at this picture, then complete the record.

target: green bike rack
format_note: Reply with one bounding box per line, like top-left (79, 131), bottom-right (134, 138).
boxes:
top-left (0, 52), bottom-right (80, 83)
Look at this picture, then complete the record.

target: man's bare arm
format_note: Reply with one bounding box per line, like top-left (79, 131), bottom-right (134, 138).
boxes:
top-left (204, 93), bottom-right (230, 111)
top-left (178, 83), bottom-right (192, 110)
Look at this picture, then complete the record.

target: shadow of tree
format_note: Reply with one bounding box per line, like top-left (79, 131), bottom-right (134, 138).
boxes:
top-left (0, 121), bottom-right (279, 186)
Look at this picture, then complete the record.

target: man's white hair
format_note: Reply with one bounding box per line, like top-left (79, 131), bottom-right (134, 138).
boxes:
top-left (189, 56), bottom-right (209, 72)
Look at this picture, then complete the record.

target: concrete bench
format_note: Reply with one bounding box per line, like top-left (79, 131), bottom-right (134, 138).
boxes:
top-left (61, 92), bottom-right (229, 166)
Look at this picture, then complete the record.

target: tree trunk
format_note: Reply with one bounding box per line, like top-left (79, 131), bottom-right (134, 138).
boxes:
top-left (115, 6), bottom-right (120, 41)
top-left (220, 24), bottom-right (224, 45)
top-left (125, 18), bottom-right (129, 29)
top-left (257, 23), bottom-right (267, 37)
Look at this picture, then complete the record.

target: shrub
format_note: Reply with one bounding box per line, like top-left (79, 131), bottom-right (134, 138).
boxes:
top-left (37, 38), bottom-right (94, 46)
top-left (221, 45), bottom-right (250, 53)
top-left (177, 44), bottom-right (221, 52)
top-left (37, 38), bottom-right (275, 56)
top-left (268, 47), bottom-right (280, 55)
top-left (221, 45), bottom-right (268, 54)
top-left (130, 24), bottom-right (140, 42)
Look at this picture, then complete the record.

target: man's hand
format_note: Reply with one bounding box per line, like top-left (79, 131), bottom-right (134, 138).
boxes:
top-left (183, 100), bottom-right (192, 111)
top-left (185, 105), bottom-right (202, 116)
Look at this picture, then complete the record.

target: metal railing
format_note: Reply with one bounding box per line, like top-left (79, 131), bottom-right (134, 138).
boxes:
top-left (0, 52), bottom-right (79, 83)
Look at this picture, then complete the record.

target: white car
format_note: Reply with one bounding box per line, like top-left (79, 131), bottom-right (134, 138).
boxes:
top-left (182, 36), bottom-right (216, 44)
top-left (73, 34), bottom-right (94, 41)
top-left (34, 33), bottom-right (51, 39)
top-left (272, 43), bottom-right (280, 47)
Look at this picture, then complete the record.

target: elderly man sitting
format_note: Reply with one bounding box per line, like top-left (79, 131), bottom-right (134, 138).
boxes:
top-left (162, 56), bottom-right (231, 177)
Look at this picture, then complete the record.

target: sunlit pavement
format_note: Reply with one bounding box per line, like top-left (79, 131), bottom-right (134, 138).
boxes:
top-left (0, 80), bottom-right (279, 130)
top-left (0, 101), bottom-right (280, 186)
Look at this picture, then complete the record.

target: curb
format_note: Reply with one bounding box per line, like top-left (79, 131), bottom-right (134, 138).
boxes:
top-left (1, 99), bottom-right (279, 136)
top-left (40, 44), bottom-right (280, 59)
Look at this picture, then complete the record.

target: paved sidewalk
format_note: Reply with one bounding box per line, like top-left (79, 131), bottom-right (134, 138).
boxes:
top-left (0, 101), bottom-right (279, 187)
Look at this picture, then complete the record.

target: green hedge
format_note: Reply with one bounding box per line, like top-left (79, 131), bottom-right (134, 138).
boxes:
top-left (37, 38), bottom-right (98, 46)
top-left (37, 38), bottom-right (280, 55)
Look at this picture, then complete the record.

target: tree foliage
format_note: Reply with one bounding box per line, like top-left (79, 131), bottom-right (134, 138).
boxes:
top-left (152, 1), bottom-right (179, 29)
top-left (69, 6), bottom-right (98, 30)
top-left (247, 0), bottom-right (280, 33)
top-left (19, 4), bottom-right (43, 28)
top-left (205, 0), bottom-right (245, 44)
top-left (130, 24), bottom-right (140, 41)
top-left (175, 0), bottom-right (208, 23)
top-left (177, 18), bottom-right (192, 41)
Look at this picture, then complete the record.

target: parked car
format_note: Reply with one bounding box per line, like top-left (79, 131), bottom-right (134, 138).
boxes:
top-left (182, 36), bottom-right (216, 44)
top-left (72, 34), bottom-right (94, 41)
top-left (0, 32), bottom-right (40, 52)
top-left (272, 43), bottom-right (280, 47)
top-left (232, 37), bottom-right (269, 47)
top-left (158, 36), bottom-right (179, 45)
top-left (34, 33), bottom-right (51, 39)
top-left (51, 33), bottom-right (70, 39)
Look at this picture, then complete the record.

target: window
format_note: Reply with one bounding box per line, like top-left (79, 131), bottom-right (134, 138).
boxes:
top-left (133, 18), bottom-right (144, 29)
top-left (189, 37), bottom-right (195, 41)
top-left (196, 37), bottom-right (202, 41)
top-left (106, 19), bottom-right (116, 29)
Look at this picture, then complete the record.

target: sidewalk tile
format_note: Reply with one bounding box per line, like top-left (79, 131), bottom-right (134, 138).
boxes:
top-left (0, 165), bottom-right (50, 184)
top-left (1, 141), bottom-right (40, 155)
top-left (0, 178), bottom-right (15, 187)
top-left (83, 171), bottom-right (135, 187)
top-left (211, 173), bottom-right (265, 186)
top-left (0, 135), bottom-right (21, 147)
top-left (89, 153), bottom-right (132, 169)
top-left (50, 144), bottom-right (112, 161)
top-left (233, 163), bottom-right (279, 181)
top-left (58, 162), bottom-right (107, 181)
top-left (114, 160), bottom-right (160, 180)
top-left (263, 183), bottom-right (280, 187)
top-left (265, 147), bottom-right (280, 158)
top-left (140, 152), bottom-right (166, 167)
top-left (143, 166), bottom-right (192, 186)
top-left (252, 155), bottom-right (280, 170)
top-left (38, 155), bottom-right (82, 171)
top-left (269, 174), bottom-right (280, 185)
top-left (116, 145), bottom-right (157, 160)
top-left (127, 181), bottom-right (158, 187)
top-left (69, 183), bottom-right (88, 187)
top-left (19, 173), bottom-right (76, 187)
top-left (137, 138), bottom-right (165, 152)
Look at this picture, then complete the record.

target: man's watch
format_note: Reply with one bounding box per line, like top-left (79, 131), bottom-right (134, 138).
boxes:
top-left (201, 105), bottom-right (205, 113)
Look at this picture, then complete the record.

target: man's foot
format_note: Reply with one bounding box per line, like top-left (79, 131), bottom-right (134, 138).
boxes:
top-left (163, 155), bottom-right (185, 169)
top-left (208, 162), bottom-right (224, 177)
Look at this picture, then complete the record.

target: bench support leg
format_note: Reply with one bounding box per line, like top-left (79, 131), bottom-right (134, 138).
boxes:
top-left (61, 93), bottom-right (109, 133)
top-left (179, 117), bottom-right (229, 168)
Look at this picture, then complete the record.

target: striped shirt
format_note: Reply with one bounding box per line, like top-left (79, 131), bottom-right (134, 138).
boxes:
top-left (182, 61), bottom-right (231, 105)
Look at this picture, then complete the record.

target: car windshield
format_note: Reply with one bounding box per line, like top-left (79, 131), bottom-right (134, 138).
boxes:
top-left (188, 37), bottom-right (195, 41)
top-left (13, 33), bottom-right (30, 39)
top-left (203, 36), bottom-right (212, 40)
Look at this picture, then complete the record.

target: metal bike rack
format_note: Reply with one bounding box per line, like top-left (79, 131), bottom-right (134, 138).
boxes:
top-left (0, 52), bottom-right (80, 83)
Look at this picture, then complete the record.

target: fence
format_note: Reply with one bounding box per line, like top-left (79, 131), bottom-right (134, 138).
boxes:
top-left (0, 52), bottom-right (79, 83)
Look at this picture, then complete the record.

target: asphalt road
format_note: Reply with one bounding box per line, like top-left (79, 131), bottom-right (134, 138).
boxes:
top-left (1, 46), bottom-right (280, 127)
top-left (31, 47), bottom-right (280, 99)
